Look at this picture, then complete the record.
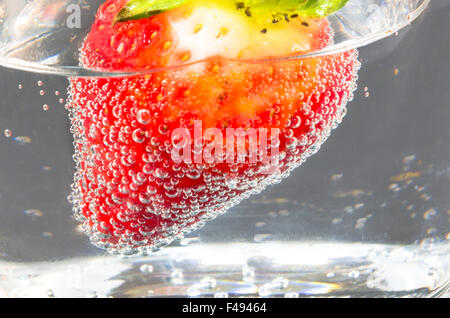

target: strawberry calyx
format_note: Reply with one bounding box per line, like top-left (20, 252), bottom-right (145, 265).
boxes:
top-left (115, 0), bottom-right (349, 24)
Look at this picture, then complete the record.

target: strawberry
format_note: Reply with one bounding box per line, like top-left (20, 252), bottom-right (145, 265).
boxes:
top-left (68, 0), bottom-right (359, 255)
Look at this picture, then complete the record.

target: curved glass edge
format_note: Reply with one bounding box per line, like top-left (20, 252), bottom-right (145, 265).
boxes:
top-left (0, 0), bottom-right (430, 78)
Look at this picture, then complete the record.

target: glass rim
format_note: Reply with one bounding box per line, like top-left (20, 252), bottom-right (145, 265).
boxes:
top-left (0, 0), bottom-right (430, 78)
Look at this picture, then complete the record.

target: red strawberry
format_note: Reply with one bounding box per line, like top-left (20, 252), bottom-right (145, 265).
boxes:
top-left (68, 0), bottom-right (359, 254)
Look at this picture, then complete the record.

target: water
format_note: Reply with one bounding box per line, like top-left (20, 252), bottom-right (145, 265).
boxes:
top-left (0, 0), bottom-right (449, 298)
top-left (0, 0), bottom-right (430, 76)
top-left (1, 243), bottom-right (447, 298)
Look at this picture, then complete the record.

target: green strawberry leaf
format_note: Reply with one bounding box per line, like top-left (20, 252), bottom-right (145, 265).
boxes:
top-left (300, 0), bottom-right (350, 18)
top-left (114, 0), bottom-right (187, 24)
top-left (236, 0), bottom-right (349, 19)
top-left (114, 0), bottom-right (349, 24)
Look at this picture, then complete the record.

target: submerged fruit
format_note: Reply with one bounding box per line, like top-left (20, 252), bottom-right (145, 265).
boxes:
top-left (68, 0), bottom-right (359, 255)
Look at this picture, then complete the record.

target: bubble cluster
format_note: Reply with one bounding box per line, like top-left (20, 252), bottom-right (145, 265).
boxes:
top-left (67, 50), bottom-right (359, 255)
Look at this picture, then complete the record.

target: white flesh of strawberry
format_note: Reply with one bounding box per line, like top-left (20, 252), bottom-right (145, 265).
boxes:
top-left (169, 3), bottom-right (314, 63)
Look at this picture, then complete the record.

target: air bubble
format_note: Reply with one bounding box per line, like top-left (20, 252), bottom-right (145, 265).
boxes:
top-left (186, 169), bottom-right (202, 180)
top-left (137, 109), bottom-right (151, 125)
top-left (331, 173), bottom-right (343, 181)
top-left (200, 277), bottom-right (217, 289)
top-left (426, 227), bottom-right (437, 235)
top-left (242, 265), bottom-right (255, 282)
top-left (258, 284), bottom-right (274, 297)
top-left (253, 234), bottom-right (272, 243)
top-left (171, 269), bottom-right (183, 284)
top-left (402, 155), bottom-right (416, 165)
top-left (4, 129), bottom-right (11, 138)
top-left (24, 209), bottom-right (43, 217)
top-left (423, 208), bottom-right (438, 220)
top-left (388, 183), bottom-right (401, 192)
top-left (348, 271), bottom-right (360, 279)
top-left (332, 218), bottom-right (343, 225)
top-left (355, 217), bottom-right (368, 230)
top-left (42, 232), bottom-right (54, 238)
top-left (132, 128), bottom-right (146, 143)
top-left (139, 264), bottom-right (154, 273)
top-left (224, 175), bottom-right (238, 189)
top-left (272, 277), bottom-right (289, 289)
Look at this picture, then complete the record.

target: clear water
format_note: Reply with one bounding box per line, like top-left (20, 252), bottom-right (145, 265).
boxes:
top-left (0, 0), bottom-right (430, 76)
top-left (0, 0), bottom-right (449, 298)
